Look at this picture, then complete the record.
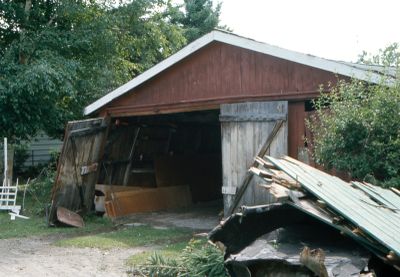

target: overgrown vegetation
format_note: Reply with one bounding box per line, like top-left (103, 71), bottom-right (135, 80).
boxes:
top-left (0, 153), bottom-right (114, 238)
top-left (130, 238), bottom-right (227, 277)
top-left (308, 44), bottom-right (400, 187)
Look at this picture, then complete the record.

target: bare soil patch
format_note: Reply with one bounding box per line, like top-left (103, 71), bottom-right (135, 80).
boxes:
top-left (0, 203), bottom-right (221, 276)
top-left (0, 234), bottom-right (151, 277)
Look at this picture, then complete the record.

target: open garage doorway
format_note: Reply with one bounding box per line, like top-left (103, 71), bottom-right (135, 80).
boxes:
top-left (95, 109), bottom-right (223, 217)
top-left (49, 101), bottom-right (287, 224)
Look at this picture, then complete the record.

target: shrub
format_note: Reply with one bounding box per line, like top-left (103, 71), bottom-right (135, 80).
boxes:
top-left (131, 239), bottom-right (227, 277)
top-left (308, 75), bottom-right (400, 187)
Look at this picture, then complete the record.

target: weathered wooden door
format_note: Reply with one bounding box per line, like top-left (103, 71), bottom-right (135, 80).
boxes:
top-left (49, 117), bottom-right (109, 224)
top-left (220, 101), bottom-right (288, 215)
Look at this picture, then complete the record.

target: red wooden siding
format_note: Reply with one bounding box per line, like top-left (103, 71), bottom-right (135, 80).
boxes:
top-left (99, 42), bottom-right (344, 117)
top-left (288, 101), bottom-right (306, 159)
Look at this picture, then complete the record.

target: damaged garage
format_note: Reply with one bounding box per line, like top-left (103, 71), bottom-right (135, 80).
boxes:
top-left (49, 30), bottom-right (387, 224)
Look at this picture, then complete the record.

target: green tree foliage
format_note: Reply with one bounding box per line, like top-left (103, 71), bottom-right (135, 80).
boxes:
top-left (0, 0), bottom-right (187, 140)
top-left (309, 45), bottom-right (400, 187)
top-left (358, 43), bottom-right (400, 67)
top-left (1, 1), bottom-right (107, 139)
top-left (111, 0), bottom-right (186, 76)
top-left (178, 0), bottom-right (224, 42)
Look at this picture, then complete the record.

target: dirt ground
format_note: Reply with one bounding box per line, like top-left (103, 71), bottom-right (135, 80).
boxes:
top-left (0, 235), bottom-right (149, 277)
top-left (0, 203), bottom-right (221, 277)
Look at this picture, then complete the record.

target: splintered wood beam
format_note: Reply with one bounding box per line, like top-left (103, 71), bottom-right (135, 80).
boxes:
top-left (248, 167), bottom-right (273, 178)
top-left (254, 156), bottom-right (276, 169)
top-left (268, 183), bottom-right (291, 202)
top-left (390, 187), bottom-right (400, 196)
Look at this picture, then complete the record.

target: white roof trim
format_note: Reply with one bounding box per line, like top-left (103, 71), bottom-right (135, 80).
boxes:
top-left (84, 30), bottom-right (389, 115)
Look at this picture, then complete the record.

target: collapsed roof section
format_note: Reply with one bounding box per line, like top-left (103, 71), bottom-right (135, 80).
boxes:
top-left (210, 203), bottom-right (372, 277)
top-left (209, 156), bottom-right (400, 276)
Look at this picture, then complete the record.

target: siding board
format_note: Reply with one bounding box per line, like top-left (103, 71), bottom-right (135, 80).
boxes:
top-left (221, 101), bottom-right (288, 214)
top-left (101, 42), bottom-right (343, 117)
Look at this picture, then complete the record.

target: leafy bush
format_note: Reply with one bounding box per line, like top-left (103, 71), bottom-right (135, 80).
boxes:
top-left (13, 143), bottom-right (30, 174)
top-left (308, 73), bottom-right (400, 187)
top-left (21, 166), bottom-right (55, 215)
top-left (131, 239), bottom-right (227, 277)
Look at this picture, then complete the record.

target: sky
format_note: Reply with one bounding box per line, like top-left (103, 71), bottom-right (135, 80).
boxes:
top-left (215, 0), bottom-right (400, 62)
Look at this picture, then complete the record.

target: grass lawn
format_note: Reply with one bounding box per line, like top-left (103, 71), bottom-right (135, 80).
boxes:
top-left (0, 184), bottom-right (211, 272)
top-left (0, 212), bottom-right (114, 239)
top-left (126, 240), bottom-right (190, 267)
top-left (54, 225), bottom-right (193, 249)
top-left (0, 172), bottom-right (217, 275)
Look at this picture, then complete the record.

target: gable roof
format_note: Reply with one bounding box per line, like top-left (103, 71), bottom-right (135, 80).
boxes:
top-left (84, 30), bottom-right (393, 115)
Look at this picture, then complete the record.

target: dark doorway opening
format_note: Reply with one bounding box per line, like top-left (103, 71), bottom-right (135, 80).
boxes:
top-left (97, 110), bottom-right (223, 215)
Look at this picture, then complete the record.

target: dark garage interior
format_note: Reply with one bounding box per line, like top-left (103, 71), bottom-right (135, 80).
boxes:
top-left (97, 110), bottom-right (223, 205)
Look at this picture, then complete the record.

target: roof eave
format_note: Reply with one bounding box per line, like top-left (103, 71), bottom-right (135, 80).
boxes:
top-left (84, 31), bottom-right (218, 116)
top-left (84, 30), bottom-right (391, 116)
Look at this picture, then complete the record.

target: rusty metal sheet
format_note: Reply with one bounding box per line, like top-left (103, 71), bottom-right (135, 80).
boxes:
top-left (57, 207), bottom-right (84, 228)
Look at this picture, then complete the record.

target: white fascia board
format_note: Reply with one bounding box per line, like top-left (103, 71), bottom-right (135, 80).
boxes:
top-left (84, 32), bottom-right (217, 115)
top-left (212, 31), bottom-right (384, 85)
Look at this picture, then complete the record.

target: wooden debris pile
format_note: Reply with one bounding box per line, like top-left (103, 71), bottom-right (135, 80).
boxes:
top-left (249, 155), bottom-right (400, 271)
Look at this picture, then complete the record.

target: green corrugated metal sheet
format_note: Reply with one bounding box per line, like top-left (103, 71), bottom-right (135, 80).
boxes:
top-left (352, 181), bottom-right (400, 210)
top-left (267, 156), bottom-right (400, 258)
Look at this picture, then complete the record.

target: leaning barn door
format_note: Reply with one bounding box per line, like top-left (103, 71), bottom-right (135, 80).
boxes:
top-left (220, 101), bottom-right (288, 216)
top-left (49, 118), bottom-right (109, 224)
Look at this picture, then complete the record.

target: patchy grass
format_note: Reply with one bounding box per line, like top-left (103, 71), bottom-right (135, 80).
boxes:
top-left (126, 240), bottom-right (190, 266)
top-left (0, 212), bottom-right (114, 239)
top-left (54, 225), bottom-right (193, 249)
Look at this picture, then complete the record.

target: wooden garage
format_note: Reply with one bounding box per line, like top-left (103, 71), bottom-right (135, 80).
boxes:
top-left (49, 30), bottom-right (380, 223)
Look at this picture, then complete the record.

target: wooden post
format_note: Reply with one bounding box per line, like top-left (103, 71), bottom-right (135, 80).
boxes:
top-left (3, 138), bottom-right (14, 185)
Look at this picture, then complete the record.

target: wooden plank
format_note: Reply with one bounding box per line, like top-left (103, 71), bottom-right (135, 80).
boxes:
top-left (221, 122), bottom-right (233, 211)
top-left (249, 167), bottom-right (273, 179)
top-left (105, 186), bottom-right (192, 218)
top-left (390, 187), bottom-right (400, 197)
top-left (222, 186), bottom-right (237, 195)
top-left (254, 156), bottom-right (276, 169)
top-left (226, 119), bottom-right (285, 215)
top-left (266, 183), bottom-right (291, 202)
top-left (95, 184), bottom-right (143, 196)
top-left (219, 113), bottom-right (286, 122)
top-left (122, 127), bottom-right (141, 186)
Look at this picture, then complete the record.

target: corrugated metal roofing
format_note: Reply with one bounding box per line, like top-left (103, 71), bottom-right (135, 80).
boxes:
top-left (266, 156), bottom-right (400, 257)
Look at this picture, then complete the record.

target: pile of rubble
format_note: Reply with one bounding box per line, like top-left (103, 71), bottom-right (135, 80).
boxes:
top-left (210, 156), bottom-right (400, 277)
